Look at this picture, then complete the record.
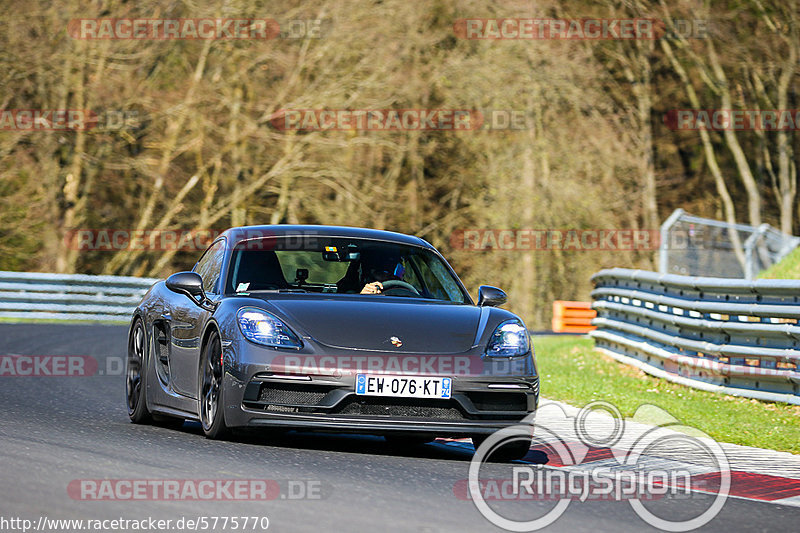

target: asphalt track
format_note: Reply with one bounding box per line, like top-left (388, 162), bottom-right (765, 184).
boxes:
top-left (0, 323), bottom-right (798, 532)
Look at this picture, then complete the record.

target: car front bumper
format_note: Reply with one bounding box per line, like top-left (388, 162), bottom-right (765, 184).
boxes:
top-left (222, 354), bottom-right (538, 438)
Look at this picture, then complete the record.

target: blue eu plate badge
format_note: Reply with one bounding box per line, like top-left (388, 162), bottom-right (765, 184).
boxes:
top-left (440, 377), bottom-right (451, 398)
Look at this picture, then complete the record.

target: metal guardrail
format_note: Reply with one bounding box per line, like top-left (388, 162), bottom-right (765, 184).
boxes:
top-left (0, 271), bottom-right (158, 322)
top-left (590, 268), bottom-right (800, 405)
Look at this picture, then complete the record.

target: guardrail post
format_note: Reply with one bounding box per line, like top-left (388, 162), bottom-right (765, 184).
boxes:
top-left (659, 208), bottom-right (685, 274)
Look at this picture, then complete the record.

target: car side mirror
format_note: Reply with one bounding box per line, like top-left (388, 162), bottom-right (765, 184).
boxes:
top-left (478, 285), bottom-right (507, 307)
top-left (166, 272), bottom-right (216, 311)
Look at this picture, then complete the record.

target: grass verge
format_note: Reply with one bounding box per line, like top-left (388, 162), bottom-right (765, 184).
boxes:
top-left (534, 335), bottom-right (800, 454)
top-left (759, 245), bottom-right (800, 279)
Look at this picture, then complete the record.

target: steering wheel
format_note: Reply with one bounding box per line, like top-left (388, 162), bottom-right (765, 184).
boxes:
top-left (380, 279), bottom-right (421, 296)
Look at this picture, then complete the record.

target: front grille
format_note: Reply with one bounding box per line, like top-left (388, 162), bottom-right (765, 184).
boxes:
top-left (258, 384), bottom-right (330, 406)
top-left (466, 391), bottom-right (528, 412)
top-left (336, 398), bottom-right (465, 420)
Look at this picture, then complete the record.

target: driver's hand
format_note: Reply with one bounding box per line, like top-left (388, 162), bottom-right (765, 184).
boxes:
top-left (360, 282), bottom-right (383, 294)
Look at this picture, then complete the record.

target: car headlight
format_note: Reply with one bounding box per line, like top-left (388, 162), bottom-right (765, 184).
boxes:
top-left (484, 319), bottom-right (530, 358)
top-left (237, 308), bottom-right (303, 349)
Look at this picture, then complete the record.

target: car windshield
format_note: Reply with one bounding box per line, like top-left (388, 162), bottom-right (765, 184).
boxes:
top-left (225, 236), bottom-right (467, 303)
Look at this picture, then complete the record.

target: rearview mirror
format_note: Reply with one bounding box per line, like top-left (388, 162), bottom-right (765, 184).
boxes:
top-left (166, 272), bottom-right (216, 312)
top-left (478, 285), bottom-right (507, 307)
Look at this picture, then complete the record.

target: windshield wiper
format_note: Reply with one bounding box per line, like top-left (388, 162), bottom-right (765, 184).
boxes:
top-left (277, 288), bottom-right (308, 293)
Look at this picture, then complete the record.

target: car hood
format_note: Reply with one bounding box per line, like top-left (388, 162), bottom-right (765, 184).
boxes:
top-left (261, 296), bottom-right (482, 354)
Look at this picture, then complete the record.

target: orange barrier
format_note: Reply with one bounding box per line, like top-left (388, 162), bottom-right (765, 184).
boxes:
top-left (552, 300), bottom-right (597, 333)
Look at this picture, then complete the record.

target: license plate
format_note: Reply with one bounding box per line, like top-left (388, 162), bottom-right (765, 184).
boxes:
top-left (355, 374), bottom-right (452, 399)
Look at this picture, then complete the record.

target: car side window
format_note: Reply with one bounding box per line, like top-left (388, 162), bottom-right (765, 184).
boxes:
top-left (399, 257), bottom-right (422, 290)
top-left (193, 239), bottom-right (226, 295)
top-left (408, 254), bottom-right (466, 303)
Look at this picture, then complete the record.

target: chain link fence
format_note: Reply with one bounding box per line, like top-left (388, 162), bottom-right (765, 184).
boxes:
top-left (658, 209), bottom-right (800, 279)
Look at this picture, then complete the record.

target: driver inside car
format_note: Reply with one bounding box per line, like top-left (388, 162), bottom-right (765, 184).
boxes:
top-left (359, 254), bottom-right (406, 294)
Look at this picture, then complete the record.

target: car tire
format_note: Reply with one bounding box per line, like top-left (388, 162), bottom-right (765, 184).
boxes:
top-left (200, 330), bottom-right (230, 440)
top-left (472, 435), bottom-right (532, 462)
top-left (126, 318), bottom-right (152, 424)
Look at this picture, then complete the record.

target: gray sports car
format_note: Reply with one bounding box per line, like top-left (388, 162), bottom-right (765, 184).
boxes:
top-left (126, 225), bottom-right (539, 457)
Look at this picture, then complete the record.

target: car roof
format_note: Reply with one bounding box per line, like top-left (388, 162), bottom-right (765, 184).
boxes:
top-left (220, 225), bottom-right (434, 249)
